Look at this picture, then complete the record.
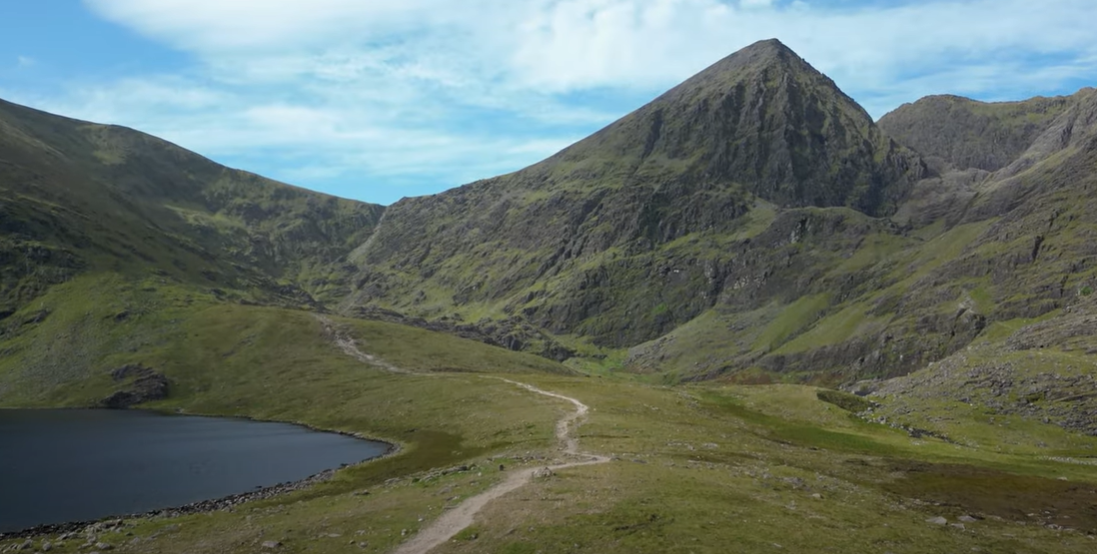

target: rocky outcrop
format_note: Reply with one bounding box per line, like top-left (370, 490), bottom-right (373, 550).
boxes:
top-left (872, 302), bottom-right (1097, 437)
top-left (100, 364), bottom-right (170, 409)
top-left (0, 236), bottom-right (85, 319)
top-left (878, 93), bottom-right (1078, 172)
top-left (876, 355), bottom-right (1097, 437)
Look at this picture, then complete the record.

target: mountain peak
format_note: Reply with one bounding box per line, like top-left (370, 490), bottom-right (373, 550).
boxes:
top-left (541, 38), bottom-right (923, 216)
top-left (663, 38), bottom-right (813, 98)
top-left (737, 37), bottom-right (789, 53)
top-left (729, 37), bottom-right (796, 61)
top-left (708, 38), bottom-right (810, 74)
top-left (346, 38), bottom-right (927, 347)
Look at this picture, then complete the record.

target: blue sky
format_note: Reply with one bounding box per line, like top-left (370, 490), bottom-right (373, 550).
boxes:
top-left (2, 0), bottom-right (1095, 205)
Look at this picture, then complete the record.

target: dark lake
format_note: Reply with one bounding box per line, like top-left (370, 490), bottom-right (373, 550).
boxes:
top-left (0, 409), bottom-right (389, 533)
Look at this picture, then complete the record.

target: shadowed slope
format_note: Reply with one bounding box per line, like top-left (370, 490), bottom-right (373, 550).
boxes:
top-left (0, 98), bottom-right (385, 315)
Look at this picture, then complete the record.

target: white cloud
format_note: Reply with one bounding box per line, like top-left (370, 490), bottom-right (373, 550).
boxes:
top-left (507, 0), bottom-right (1097, 99)
top-left (16, 56), bottom-right (36, 68)
top-left (8, 73), bottom-right (585, 204)
top-left (29, 0), bottom-right (1093, 202)
top-left (83, 0), bottom-right (1097, 99)
top-left (83, 0), bottom-right (516, 53)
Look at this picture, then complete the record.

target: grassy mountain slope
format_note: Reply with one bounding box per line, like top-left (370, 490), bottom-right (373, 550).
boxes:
top-left (0, 98), bottom-right (385, 317)
top-left (346, 39), bottom-right (925, 352)
top-left (0, 272), bottom-right (567, 406)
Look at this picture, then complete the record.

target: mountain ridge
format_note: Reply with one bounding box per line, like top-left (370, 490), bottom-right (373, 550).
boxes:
top-left (0, 97), bottom-right (386, 317)
top-left (346, 39), bottom-right (928, 353)
top-left (3, 40), bottom-right (1096, 392)
top-left (877, 89), bottom-right (1095, 174)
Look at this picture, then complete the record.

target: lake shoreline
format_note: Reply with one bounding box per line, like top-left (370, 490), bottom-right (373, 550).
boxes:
top-left (0, 408), bottom-right (400, 540)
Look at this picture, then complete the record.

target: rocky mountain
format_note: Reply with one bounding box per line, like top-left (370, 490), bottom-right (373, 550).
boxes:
top-left (629, 86), bottom-right (1097, 383)
top-left (864, 87), bottom-right (1097, 430)
top-left (340, 40), bottom-right (1097, 391)
top-left (877, 92), bottom-right (1085, 173)
top-left (0, 98), bottom-right (385, 318)
top-left (345, 39), bottom-right (926, 353)
top-left (3, 38), bottom-right (1096, 398)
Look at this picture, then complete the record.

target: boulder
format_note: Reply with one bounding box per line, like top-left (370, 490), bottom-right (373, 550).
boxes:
top-left (100, 364), bottom-right (170, 409)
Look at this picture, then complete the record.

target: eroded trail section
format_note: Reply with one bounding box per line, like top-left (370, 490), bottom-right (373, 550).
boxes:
top-left (391, 380), bottom-right (609, 554)
top-left (315, 315), bottom-right (412, 375)
top-left (502, 379), bottom-right (593, 456)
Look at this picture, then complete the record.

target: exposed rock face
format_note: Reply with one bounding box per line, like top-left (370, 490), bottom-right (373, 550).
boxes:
top-left (878, 93), bottom-right (1079, 172)
top-left (346, 39), bottom-right (925, 348)
top-left (532, 38), bottom-right (925, 216)
top-left (101, 364), bottom-right (170, 409)
top-left (627, 89), bottom-right (1097, 383)
top-left (873, 300), bottom-right (1097, 437)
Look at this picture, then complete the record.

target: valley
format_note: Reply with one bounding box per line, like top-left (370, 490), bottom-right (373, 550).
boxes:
top-left (4, 302), bottom-right (1096, 552)
top-left (2, 38), bottom-right (1097, 553)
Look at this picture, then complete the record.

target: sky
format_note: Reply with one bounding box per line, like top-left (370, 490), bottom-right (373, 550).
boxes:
top-left (1, 1), bottom-right (1095, 205)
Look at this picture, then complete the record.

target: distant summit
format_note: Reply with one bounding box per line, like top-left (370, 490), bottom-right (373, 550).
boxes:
top-left (539, 37), bottom-right (925, 216)
top-left (878, 93), bottom-right (1079, 172)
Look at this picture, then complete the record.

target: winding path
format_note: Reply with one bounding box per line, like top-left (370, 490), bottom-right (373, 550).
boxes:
top-left (316, 314), bottom-right (609, 553)
top-left (392, 380), bottom-right (609, 554)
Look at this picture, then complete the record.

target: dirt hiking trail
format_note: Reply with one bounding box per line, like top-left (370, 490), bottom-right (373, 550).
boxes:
top-left (316, 315), bottom-right (609, 554)
top-left (392, 379), bottom-right (609, 554)
top-left (315, 315), bottom-right (412, 374)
